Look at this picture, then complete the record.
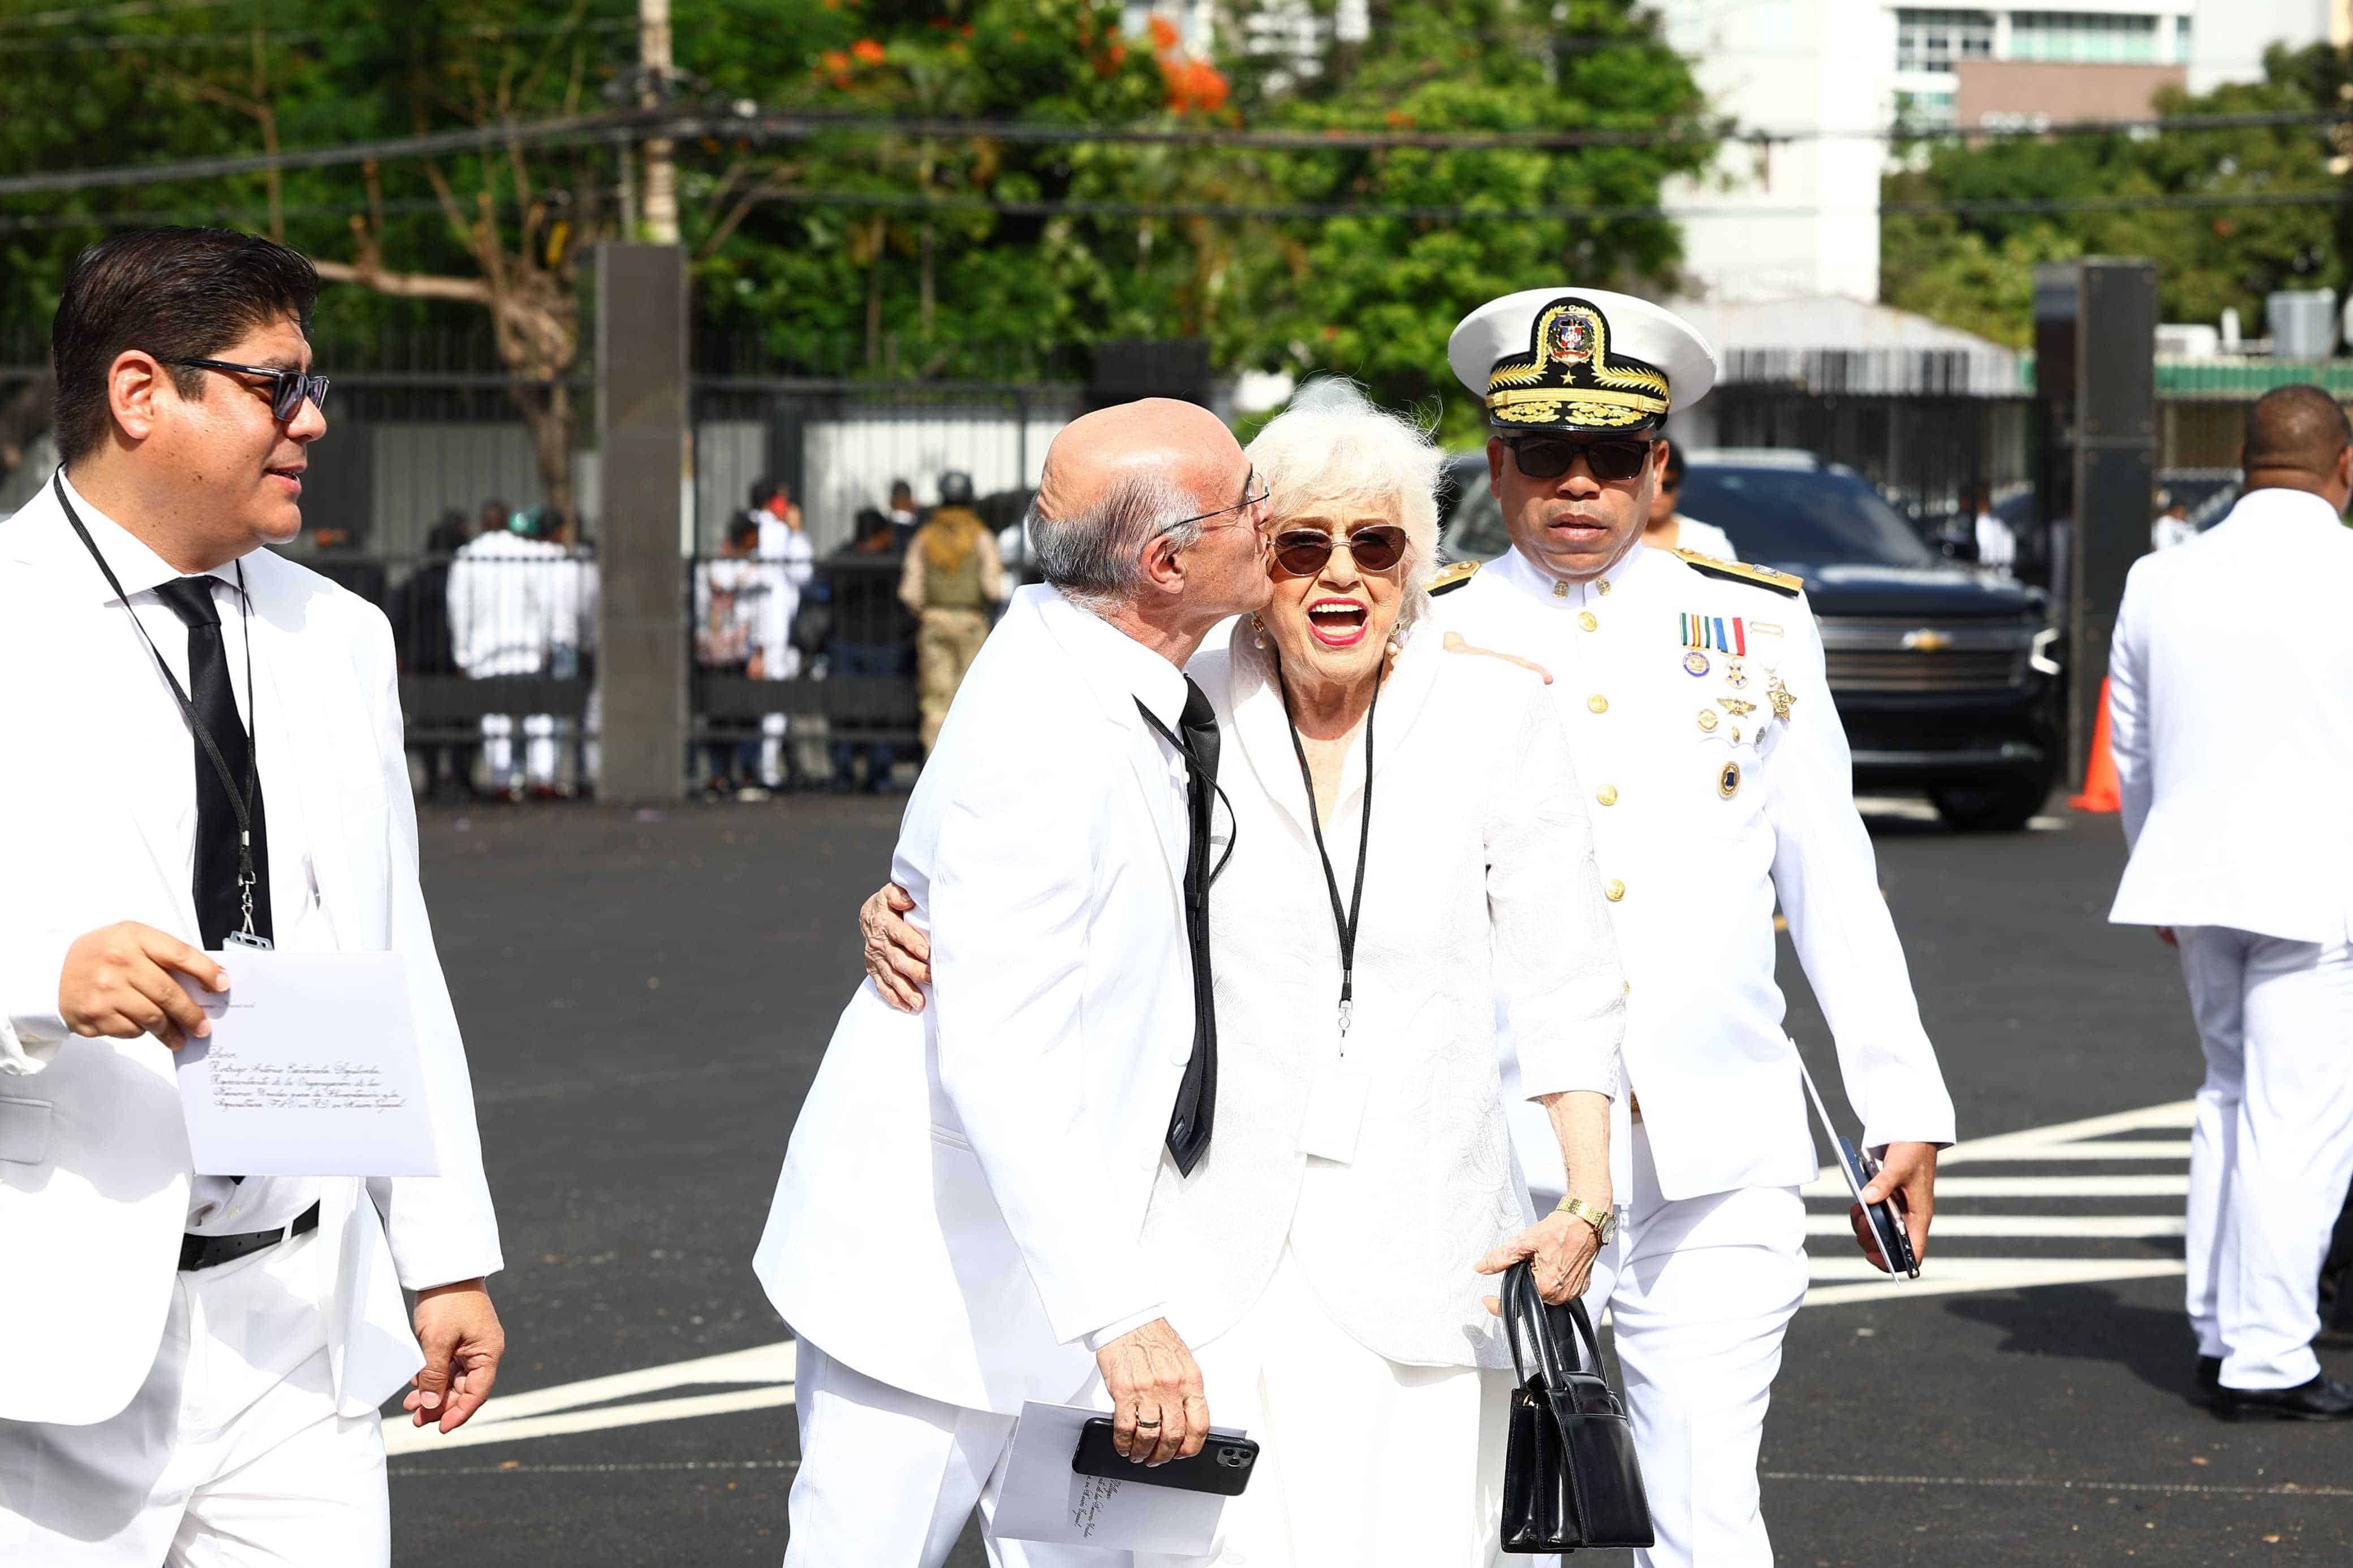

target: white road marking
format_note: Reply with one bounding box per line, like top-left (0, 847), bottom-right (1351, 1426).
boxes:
top-left (1804, 1099), bottom-right (2195, 1307)
top-left (1762, 1470), bottom-right (2353, 1500)
top-left (1805, 1213), bottom-right (2186, 1239)
top-left (384, 1340), bottom-right (798, 1458)
top-left (397, 1104), bottom-right (2208, 1454)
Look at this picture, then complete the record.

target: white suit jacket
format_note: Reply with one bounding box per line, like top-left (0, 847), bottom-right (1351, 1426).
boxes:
top-left (2109, 486), bottom-right (2353, 943)
top-left (0, 481), bottom-right (503, 1427)
top-left (753, 585), bottom-right (1197, 1414)
top-left (1142, 628), bottom-right (1624, 1370)
top-left (1435, 544), bottom-right (1955, 1201)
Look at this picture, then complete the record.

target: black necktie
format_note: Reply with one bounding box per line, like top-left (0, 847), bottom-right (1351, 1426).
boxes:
top-left (1161, 677), bottom-right (1220, 1174)
top-left (154, 577), bottom-right (273, 950)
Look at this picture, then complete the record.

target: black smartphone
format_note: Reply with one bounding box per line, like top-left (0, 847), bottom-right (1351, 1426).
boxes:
top-left (1071, 1418), bottom-right (1259, 1497)
top-left (1850, 1141), bottom-right (1921, 1278)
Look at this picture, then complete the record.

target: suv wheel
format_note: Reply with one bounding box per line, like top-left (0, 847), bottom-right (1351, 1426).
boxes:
top-left (1928, 774), bottom-right (2054, 833)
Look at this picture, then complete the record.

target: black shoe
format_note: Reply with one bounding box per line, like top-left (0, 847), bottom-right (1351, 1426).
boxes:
top-left (2193, 1356), bottom-right (2222, 1407)
top-left (2214, 1375), bottom-right (2353, 1422)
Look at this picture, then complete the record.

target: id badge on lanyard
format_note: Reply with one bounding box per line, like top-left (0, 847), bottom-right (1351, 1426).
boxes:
top-left (1298, 1030), bottom-right (1372, 1164)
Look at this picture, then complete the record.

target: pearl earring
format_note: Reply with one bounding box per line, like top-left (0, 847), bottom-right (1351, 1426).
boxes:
top-left (1251, 616), bottom-right (1267, 650)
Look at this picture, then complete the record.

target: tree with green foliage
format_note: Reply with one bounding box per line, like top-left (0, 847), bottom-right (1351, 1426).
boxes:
top-left (1882, 45), bottom-right (2349, 348)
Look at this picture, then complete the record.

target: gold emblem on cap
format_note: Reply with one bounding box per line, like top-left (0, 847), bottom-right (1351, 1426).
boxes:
top-left (1484, 299), bottom-right (1671, 427)
top-left (1696, 709), bottom-right (1718, 732)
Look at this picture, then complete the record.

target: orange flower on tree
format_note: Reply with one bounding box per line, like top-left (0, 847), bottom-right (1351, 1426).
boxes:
top-left (851, 37), bottom-right (887, 63)
top-left (1147, 13), bottom-right (1179, 49)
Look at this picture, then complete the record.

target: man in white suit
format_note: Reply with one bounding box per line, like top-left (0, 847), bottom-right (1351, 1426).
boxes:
top-left (753, 398), bottom-right (1274, 1565)
top-left (2109, 383), bottom-right (2353, 1422)
top-left (0, 228), bottom-right (506, 1563)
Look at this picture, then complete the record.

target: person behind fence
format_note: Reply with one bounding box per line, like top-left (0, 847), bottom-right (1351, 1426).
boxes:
top-left (750, 477), bottom-right (814, 790)
top-left (824, 506), bottom-right (914, 792)
top-left (1638, 439), bottom-right (1734, 560)
top-left (887, 477), bottom-right (920, 543)
top-left (1971, 489), bottom-right (2016, 574)
top-left (544, 506), bottom-right (598, 797)
top-left (447, 502), bottom-right (562, 800)
top-left (900, 469), bottom-right (1007, 752)
top-left (2106, 383), bottom-right (2353, 1423)
top-left (695, 514), bottom-right (766, 797)
top-left (0, 223), bottom-right (504, 1568)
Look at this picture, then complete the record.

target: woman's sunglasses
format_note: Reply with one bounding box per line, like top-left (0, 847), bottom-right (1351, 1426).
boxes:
top-left (163, 357), bottom-right (331, 423)
top-left (1505, 436), bottom-right (1657, 484)
top-left (1270, 524), bottom-right (1409, 576)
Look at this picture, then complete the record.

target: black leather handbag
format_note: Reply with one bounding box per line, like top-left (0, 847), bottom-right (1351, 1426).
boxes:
top-left (1499, 1260), bottom-right (1655, 1553)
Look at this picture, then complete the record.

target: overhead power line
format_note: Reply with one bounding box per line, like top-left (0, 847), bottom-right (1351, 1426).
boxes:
top-left (0, 15), bottom-right (632, 51)
top-left (5, 100), bottom-right (2350, 201)
top-left (0, 0), bottom-right (232, 28)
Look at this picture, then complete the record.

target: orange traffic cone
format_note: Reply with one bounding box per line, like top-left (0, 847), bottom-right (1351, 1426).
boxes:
top-left (2070, 676), bottom-right (2120, 813)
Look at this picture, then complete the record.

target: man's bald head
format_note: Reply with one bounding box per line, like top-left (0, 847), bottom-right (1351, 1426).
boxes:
top-left (2243, 384), bottom-right (2351, 487)
top-left (1034, 398), bottom-right (1240, 523)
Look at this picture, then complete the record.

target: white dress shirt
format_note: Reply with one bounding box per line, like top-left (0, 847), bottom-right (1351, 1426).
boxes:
top-left (57, 476), bottom-right (322, 1237)
top-left (1144, 625), bottom-right (1626, 1368)
top-left (1434, 543), bottom-right (1955, 1201)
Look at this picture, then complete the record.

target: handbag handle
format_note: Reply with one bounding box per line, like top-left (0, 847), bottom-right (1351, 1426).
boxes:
top-left (1502, 1260), bottom-right (1607, 1392)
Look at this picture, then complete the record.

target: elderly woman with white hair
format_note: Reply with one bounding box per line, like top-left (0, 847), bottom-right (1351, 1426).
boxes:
top-left (1130, 392), bottom-right (1627, 1567)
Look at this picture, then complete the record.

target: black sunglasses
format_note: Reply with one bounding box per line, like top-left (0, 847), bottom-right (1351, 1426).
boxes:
top-left (163, 357), bottom-right (330, 423)
top-left (1270, 524), bottom-right (1409, 576)
top-left (1505, 436), bottom-right (1657, 484)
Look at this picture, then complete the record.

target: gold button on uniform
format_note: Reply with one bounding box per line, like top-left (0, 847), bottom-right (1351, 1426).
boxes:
top-left (1696, 709), bottom-right (1718, 732)
top-left (1596, 784), bottom-right (1618, 806)
top-left (1588, 694), bottom-right (1609, 714)
top-left (1578, 611), bottom-right (1598, 632)
top-left (1604, 879), bottom-right (1626, 902)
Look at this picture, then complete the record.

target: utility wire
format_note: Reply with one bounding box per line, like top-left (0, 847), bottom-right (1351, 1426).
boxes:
top-left (5, 99), bottom-right (2349, 200)
top-left (0, 0), bottom-right (232, 28)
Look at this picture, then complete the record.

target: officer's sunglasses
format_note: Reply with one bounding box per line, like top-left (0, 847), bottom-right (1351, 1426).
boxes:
top-left (1505, 435), bottom-right (1657, 484)
top-left (162, 357), bottom-right (331, 423)
top-left (1269, 524), bottom-right (1409, 576)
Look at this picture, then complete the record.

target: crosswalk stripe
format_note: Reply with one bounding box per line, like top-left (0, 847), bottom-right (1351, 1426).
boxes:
top-left (1805, 1099), bottom-right (2194, 1307)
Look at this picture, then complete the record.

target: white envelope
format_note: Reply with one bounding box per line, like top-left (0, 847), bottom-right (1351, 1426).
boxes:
top-left (989, 1401), bottom-right (1240, 1555)
top-left (173, 950), bottom-right (439, 1177)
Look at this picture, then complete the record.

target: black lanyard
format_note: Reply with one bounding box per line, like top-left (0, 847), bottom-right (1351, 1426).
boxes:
top-left (53, 469), bottom-right (266, 941)
top-left (1273, 657), bottom-right (1377, 1043)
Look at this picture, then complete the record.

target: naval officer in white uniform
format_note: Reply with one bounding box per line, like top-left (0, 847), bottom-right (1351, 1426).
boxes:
top-left (0, 227), bottom-right (504, 1566)
top-left (1428, 290), bottom-right (1957, 1567)
top-left (752, 398), bottom-right (1276, 1565)
top-left (2108, 383), bottom-right (2353, 1422)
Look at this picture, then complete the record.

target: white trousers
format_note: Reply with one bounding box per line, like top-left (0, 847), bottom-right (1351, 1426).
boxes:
top-left (477, 714), bottom-right (558, 785)
top-left (0, 1234), bottom-right (387, 1567)
top-left (1583, 1126), bottom-right (1808, 1568)
top-left (2178, 927), bottom-right (2353, 1389)
top-left (784, 1340), bottom-right (1124, 1568)
top-left (1139, 1246), bottom-right (1513, 1568)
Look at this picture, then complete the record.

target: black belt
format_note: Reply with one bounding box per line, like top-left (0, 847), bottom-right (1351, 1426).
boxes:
top-left (179, 1202), bottom-right (321, 1272)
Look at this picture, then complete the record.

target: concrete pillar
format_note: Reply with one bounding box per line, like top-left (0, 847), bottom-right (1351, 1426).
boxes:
top-left (595, 243), bottom-right (689, 802)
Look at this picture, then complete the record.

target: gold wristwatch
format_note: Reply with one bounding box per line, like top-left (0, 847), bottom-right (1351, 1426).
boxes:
top-left (1555, 1195), bottom-right (1615, 1244)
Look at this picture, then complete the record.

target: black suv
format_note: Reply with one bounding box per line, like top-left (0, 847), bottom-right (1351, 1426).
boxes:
top-left (1437, 449), bottom-right (2062, 831)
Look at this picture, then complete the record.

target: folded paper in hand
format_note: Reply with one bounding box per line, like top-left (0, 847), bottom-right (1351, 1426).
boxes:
top-left (173, 950), bottom-right (439, 1177)
top-left (989, 1401), bottom-right (1234, 1554)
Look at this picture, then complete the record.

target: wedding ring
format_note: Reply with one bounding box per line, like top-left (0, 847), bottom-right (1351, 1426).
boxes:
top-left (1135, 1418), bottom-right (1161, 1428)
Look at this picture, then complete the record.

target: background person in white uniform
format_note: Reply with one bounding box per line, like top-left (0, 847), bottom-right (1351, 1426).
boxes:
top-left (1431, 288), bottom-right (1956, 1568)
top-left (2108, 383), bottom-right (2353, 1422)
top-left (752, 399), bottom-right (1275, 1567)
top-left (0, 226), bottom-right (505, 1567)
top-left (749, 477), bottom-right (814, 788)
top-left (447, 506), bottom-right (563, 798)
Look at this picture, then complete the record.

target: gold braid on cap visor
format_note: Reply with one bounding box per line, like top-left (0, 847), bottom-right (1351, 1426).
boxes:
top-left (1485, 387), bottom-right (1666, 427)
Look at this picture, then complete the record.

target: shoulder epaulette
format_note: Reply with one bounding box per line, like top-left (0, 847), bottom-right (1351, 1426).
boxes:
top-left (1427, 560), bottom-right (1480, 597)
top-left (1673, 547), bottom-right (1803, 598)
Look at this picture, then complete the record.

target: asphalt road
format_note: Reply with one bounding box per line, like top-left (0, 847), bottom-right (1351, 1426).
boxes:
top-left (385, 794), bottom-right (2351, 1568)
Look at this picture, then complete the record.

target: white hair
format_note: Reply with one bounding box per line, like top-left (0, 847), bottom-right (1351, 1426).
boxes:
top-left (1027, 470), bottom-right (1201, 616)
top-left (1243, 380), bottom-right (1445, 630)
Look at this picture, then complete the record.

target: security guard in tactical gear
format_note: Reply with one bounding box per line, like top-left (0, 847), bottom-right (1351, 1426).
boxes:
top-left (899, 470), bottom-right (1006, 752)
top-left (1428, 287), bottom-right (1958, 1568)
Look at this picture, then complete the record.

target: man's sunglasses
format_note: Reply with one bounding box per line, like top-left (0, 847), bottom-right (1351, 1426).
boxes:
top-left (163, 357), bottom-right (330, 423)
top-left (1504, 436), bottom-right (1658, 484)
top-left (1270, 524), bottom-right (1409, 576)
